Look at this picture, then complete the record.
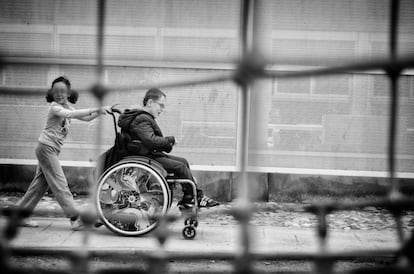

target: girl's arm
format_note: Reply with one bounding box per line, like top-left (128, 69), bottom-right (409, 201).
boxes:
top-left (77, 111), bottom-right (101, 121)
top-left (51, 105), bottom-right (108, 120)
top-left (51, 105), bottom-right (99, 118)
top-left (77, 104), bottom-right (116, 121)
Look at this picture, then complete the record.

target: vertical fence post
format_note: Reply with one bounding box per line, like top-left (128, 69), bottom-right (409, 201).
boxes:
top-left (387, 0), bottom-right (400, 194)
top-left (73, 0), bottom-right (108, 273)
top-left (234, 0), bottom-right (254, 273)
top-left (386, 0), bottom-right (405, 243)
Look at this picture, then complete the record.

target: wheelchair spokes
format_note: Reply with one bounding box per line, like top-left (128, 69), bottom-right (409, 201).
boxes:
top-left (96, 162), bottom-right (170, 236)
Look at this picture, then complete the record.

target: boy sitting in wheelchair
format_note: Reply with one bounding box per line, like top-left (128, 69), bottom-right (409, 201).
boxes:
top-left (117, 88), bottom-right (219, 209)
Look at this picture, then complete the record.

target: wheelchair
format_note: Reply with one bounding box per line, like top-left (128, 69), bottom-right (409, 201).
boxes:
top-left (94, 109), bottom-right (199, 239)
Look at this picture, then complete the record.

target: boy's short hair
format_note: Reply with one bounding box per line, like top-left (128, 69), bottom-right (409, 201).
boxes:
top-left (143, 88), bottom-right (166, 106)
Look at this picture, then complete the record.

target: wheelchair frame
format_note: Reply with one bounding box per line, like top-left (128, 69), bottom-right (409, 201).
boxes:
top-left (94, 109), bottom-right (199, 239)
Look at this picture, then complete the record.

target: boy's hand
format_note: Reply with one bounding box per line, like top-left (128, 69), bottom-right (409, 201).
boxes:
top-left (166, 136), bottom-right (176, 146)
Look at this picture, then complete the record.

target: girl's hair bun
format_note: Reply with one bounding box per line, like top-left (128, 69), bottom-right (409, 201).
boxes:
top-left (45, 88), bottom-right (54, 103)
top-left (68, 90), bottom-right (79, 104)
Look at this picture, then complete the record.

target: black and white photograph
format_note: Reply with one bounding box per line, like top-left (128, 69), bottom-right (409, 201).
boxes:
top-left (0, 0), bottom-right (413, 273)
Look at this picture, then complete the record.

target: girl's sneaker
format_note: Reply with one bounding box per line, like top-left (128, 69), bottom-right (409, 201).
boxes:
top-left (20, 219), bottom-right (39, 228)
top-left (70, 216), bottom-right (84, 231)
top-left (94, 222), bottom-right (104, 228)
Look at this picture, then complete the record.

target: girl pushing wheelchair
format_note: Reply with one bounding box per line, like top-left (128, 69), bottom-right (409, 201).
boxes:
top-left (95, 88), bottom-right (219, 238)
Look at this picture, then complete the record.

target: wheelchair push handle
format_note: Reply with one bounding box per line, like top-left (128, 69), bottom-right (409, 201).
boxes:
top-left (105, 104), bottom-right (122, 115)
top-left (104, 104), bottom-right (122, 134)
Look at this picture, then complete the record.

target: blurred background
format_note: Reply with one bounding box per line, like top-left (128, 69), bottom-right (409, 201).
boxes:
top-left (0, 0), bottom-right (413, 177)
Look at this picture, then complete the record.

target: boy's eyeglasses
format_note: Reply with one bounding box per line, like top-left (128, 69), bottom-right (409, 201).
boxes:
top-left (154, 101), bottom-right (165, 109)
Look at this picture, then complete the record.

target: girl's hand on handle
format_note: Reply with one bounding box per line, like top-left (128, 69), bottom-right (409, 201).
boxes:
top-left (100, 105), bottom-right (111, 115)
top-left (104, 104), bottom-right (119, 114)
top-left (100, 105), bottom-right (113, 115)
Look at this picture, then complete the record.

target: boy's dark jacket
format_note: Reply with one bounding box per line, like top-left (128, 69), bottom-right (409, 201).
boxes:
top-left (95, 108), bottom-right (175, 179)
top-left (118, 108), bottom-right (175, 156)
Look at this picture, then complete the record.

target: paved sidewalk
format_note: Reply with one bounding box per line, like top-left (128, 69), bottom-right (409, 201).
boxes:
top-left (0, 194), bottom-right (408, 256)
top-left (0, 216), bottom-right (402, 255)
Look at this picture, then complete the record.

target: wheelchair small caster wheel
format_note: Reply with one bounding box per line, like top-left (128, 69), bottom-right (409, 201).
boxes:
top-left (184, 217), bottom-right (198, 227)
top-left (182, 225), bottom-right (196, 239)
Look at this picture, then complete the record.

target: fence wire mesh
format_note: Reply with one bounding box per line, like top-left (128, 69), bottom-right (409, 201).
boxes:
top-left (1, 0), bottom-right (414, 273)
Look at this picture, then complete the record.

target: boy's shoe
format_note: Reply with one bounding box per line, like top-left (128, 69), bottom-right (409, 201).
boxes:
top-left (20, 219), bottom-right (39, 228)
top-left (178, 194), bottom-right (219, 209)
top-left (70, 216), bottom-right (84, 231)
top-left (199, 196), bottom-right (220, 207)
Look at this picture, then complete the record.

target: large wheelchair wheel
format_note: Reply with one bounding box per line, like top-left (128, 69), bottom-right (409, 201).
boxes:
top-left (95, 160), bottom-right (171, 236)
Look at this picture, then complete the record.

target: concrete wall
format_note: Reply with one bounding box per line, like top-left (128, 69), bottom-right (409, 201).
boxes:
top-left (2, 165), bottom-right (413, 202)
